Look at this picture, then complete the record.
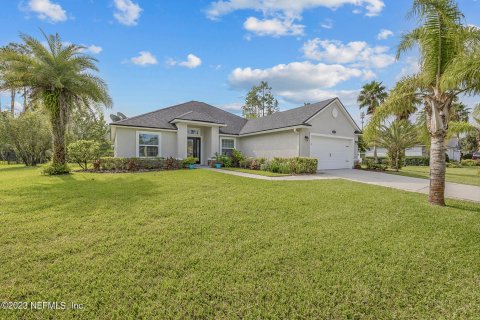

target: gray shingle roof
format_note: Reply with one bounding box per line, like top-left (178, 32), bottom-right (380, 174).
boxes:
top-left (112, 101), bottom-right (247, 135)
top-left (172, 110), bottom-right (225, 124)
top-left (239, 99), bottom-right (336, 134)
top-left (111, 98), bottom-right (339, 135)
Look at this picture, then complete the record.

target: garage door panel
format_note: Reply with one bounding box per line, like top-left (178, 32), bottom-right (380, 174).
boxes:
top-left (310, 136), bottom-right (353, 170)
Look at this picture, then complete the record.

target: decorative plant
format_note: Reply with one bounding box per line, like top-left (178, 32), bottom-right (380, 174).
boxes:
top-left (183, 156), bottom-right (198, 167)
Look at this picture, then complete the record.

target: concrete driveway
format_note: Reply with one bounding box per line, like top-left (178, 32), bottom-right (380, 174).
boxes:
top-left (323, 169), bottom-right (480, 203)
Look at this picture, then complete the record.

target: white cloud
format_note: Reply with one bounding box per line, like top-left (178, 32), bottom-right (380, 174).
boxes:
top-left (244, 16), bottom-right (304, 37)
top-left (320, 18), bottom-right (333, 29)
top-left (220, 102), bottom-right (243, 114)
top-left (206, 0), bottom-right (385, 19)
top-left (113, 0), bottom-right (142, 26)
top-left (28, 0), bottom-right (67, 22)
top-left (397, 56), bottom-right (421, 80)
top-left (302, 38), bottom-right (395, 68)
top-left (167, 54), bottom-right (202, 69)
top-left (229, 61), bottom-right (368, 91)
top-left (377, 29), bottom-right (393, 40)
top-left (130, 51), bottom-right (158, 66)
top-left (279, 88), bottom-right (360, 106)
top-left (81, 45), bottom-right (103, 55)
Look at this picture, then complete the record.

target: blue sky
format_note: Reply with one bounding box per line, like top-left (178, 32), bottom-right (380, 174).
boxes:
top-left (1, 0), bottom-right (479, 123)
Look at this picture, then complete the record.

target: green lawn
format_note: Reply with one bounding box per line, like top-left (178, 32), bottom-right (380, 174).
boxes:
top-left (220, 167), bottom-right (289, 177)
top-left (387, 165), bottom-right (480, 186)
top-left (0, 165), bottom-right (479, 319)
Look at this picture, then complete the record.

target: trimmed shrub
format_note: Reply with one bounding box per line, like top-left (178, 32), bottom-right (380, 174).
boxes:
top-left (93, 157), bottom-right (182, 172)
top-left (364, 158), bottom-right (387, 171)
top-left (447, 162), bottom-right (461, 168)
top-left (364, 157), bottom-right (389, 165)
top-left (404, 157), bottom-right (430, 166)
top-left (263, 157), bottom-right (318, 174)
top-left (460, 159), bottom-right (480, 167)
top-left (43, 162), bottom-right (71, 175)
top-left (239, 157), bottom-right (266, 170)
top-left (67, 140), bottom-right (100, 170)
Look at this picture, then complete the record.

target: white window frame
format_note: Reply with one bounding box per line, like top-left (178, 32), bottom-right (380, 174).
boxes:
top-left (136, 131), bottom-right (161, 158)
top-left (188, 128), bottom-right (201, 136)
top-left (220, 138), bottom-right (235, 155)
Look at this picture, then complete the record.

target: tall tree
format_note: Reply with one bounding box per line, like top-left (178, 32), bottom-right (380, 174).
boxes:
top-left (357, 81), bottom-right (388, 162)
top-left (67, 109), bottom-right (111, 155)
top-left (0, 32), bottom-right (112, 172)
top-left (357, 81), bottom-right (388, 115)
top-left (365, 0), bottom-right (480, 206)
top-left (243, 81), bottom-right (279, 119)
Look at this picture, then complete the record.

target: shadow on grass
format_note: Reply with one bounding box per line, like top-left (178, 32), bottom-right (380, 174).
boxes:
top-left (5, 172), bottom-right (160, 218)
top-left (0, 165), bottom-right (39, 173)
top-left (387, 171), bottom-right (429, 180)
top-left (446, 200), bottom-right (480, 213)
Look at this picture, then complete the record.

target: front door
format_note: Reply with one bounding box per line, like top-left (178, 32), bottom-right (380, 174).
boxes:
top-left (187, 137), bottom-right (201, 163)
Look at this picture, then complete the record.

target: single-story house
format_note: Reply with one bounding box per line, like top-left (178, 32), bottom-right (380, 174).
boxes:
top-left (365, 145), bottom-right (428, 158)
top-left (365, 138), bottom-right (461, 161)
top-left (110, 98), bottom-right (361, 170)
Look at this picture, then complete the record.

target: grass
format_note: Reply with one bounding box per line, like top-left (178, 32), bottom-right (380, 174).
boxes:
top-left (0, 165), bottom-right (479, 319)
top-left (220, 167), bottom-right (289, 177)
top-left (386, 165), bottom-right (480, 186)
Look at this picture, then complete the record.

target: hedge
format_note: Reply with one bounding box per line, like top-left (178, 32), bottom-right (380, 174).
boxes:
top-left (92, 157), bottom-right (183, 172)
top-left (460, 159), bottom-right (480, 167)
top-left (404, 157), bottom-right (429, 166)
top-left (239, 157), bottom-right (267, 170)
top-left (364, 156), bottom-right (430, 166)
top-left (363, 158), bottom-right (387, 171)
top-left (262, 157), bottom-right (318, 174)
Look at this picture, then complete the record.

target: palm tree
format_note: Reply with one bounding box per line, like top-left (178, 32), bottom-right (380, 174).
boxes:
top-left (372, 120), bottom-right (418, 171)
top-left (472, 104), bottom-right (480, 152)
top-left (357, 81), bottom-right (388, 115)
top-left (0, 32), bottom-right (112, 171)
top-left (365, 0), bottom-right (480, 206)
top-left (449, 99), bottom-right (470, 122)
top-left (394, 92), bottom-right (422, 121)
top-left (357, 81), bottom-right (388, 162)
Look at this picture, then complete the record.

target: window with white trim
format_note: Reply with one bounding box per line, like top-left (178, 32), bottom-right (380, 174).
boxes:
top-left (188, 128), bottom-right (200, 135)
top-left (138, 133), bottom-right (159, 157)
top-left (221, 138), bottom-right (235, 156)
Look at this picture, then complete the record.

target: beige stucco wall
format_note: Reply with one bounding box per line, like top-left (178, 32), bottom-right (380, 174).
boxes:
top-left (238, 130), bottom-right (300, 159)
top-left (114, 126), bottom-right (177, 158)
top-left (303, 101), bottom-right (358, 158)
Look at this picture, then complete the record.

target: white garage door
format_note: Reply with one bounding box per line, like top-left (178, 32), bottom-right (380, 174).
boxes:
top-left (310, 135), bottom-right (354, 170)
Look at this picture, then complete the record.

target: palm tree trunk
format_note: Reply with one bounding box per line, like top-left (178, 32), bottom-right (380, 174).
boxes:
top-left (373, 144), bottom-right (378, 163)
top-left (51, 97), bottom-right (67, 166)
top-left (10, 89), bottom-right (16, 116)
top-left (23, 88), bottom-right (28, 112)
top-left (429, 133), bottom-right (446, 206)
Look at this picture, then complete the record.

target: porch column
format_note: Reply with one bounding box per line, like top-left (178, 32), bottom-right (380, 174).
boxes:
top-left (210, 126), bottom-right (219, 158)
top-left (176, 122), bottom-right (187, 159)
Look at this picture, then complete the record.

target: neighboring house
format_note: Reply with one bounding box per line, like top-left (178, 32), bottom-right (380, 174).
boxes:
top-left (445, 137), bottom-right (461, 161)
top-left (110, 98), bottom-right (361, 170)
top-left (365, 139), bottom-right (461, 161)
top-left (365, 145), bottom-right (428, 158)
